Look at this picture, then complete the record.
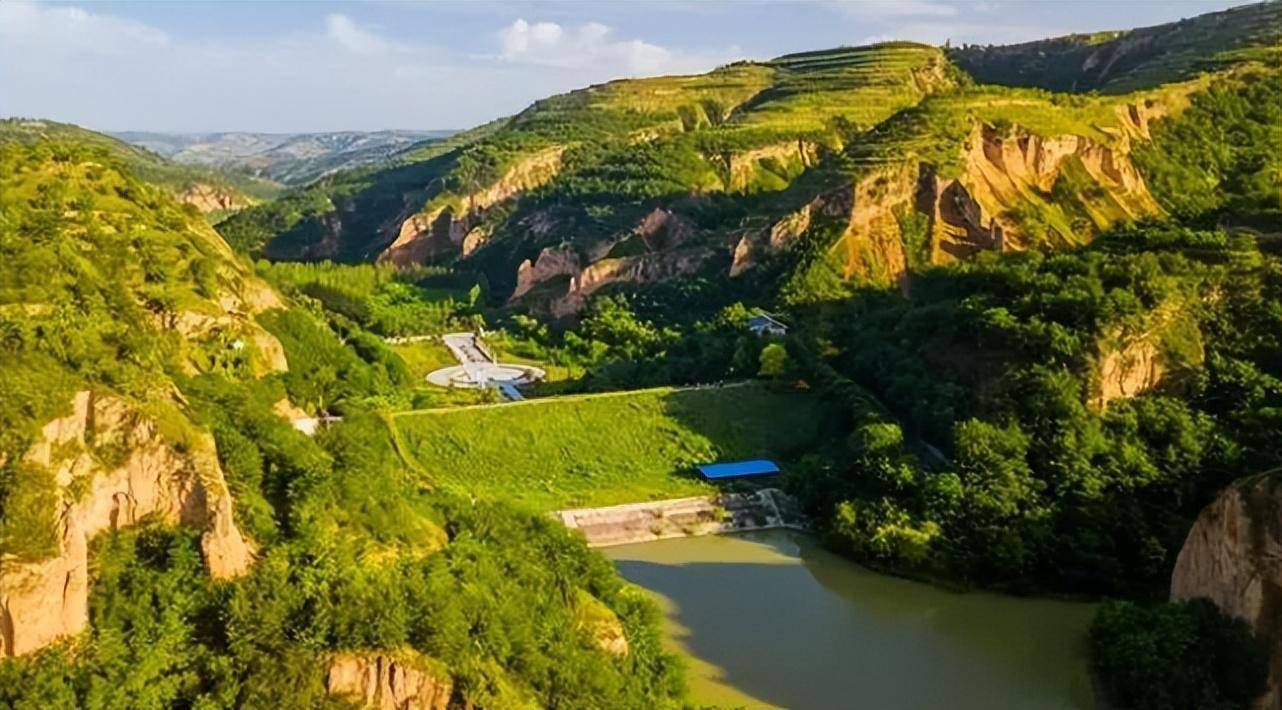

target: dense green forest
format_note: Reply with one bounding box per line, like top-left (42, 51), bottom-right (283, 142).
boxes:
top-left (0, 141), bottom-right (685, 708)
top-left (786, 227), bottom-right (1280, 593)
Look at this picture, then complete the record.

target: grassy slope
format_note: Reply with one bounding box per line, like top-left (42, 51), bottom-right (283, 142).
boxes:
top-left (0, 118), bottom-right (281, 202)
top-left (391, 383), bottom-right (835, 511)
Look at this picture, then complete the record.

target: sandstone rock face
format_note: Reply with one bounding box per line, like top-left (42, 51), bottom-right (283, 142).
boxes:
top-left (326, 652), bottom-right (453, 710)
top-left (177, 183), bottom-right (247, 213)
top-left (511, 244), bottom-right (582, 301)
top-left (634, 207), bottom-right (695, 252)
top-left (723, 140), bottom-right (822, 192)
top-left (381, 146), bottom-right (566, 266)
top-left (549, 249), bottom-right (712, 318)
top-left (1171, 475), bottom-right (1282, 710)
top-left (509, 208), bottom-right (706, 314)
top-left (1095, 338), bottom-right (1165, 407)
top-left (738, 121), bottom-right (1162, 288)
top-left (0, 391), bottom-right (253, 657)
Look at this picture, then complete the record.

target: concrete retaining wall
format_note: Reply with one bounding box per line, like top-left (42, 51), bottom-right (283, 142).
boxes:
top-left (556, 489), bottom-right (805, 547)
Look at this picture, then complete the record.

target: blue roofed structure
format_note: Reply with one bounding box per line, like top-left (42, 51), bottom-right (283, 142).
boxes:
top-left (697, 459), bottom-right (780, 480)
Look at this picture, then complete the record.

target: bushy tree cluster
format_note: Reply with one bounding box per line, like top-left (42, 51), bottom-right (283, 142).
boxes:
top-left (791, 227), bottom-right (1281, 593)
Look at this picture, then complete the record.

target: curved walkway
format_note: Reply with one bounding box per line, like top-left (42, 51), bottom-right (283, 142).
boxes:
top-left (426, 332), bottom-right (546, 399)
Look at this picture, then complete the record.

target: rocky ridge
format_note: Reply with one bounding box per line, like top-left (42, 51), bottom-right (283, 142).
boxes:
top-left (0, 391), bottom-right (254, 657)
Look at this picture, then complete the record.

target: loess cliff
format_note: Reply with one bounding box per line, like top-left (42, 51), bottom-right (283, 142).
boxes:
top-left (0, 391), bottom-right (253, 657)
top-left (326, 651), bottom-right (454, 710)
top-left (1171, 474), bottom-right (1282, 709)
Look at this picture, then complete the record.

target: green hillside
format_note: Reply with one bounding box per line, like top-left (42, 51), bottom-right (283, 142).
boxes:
top-left (4, 6), bottom-right (1281, 708)
top-left (0, 118), bottom-right (281, 212)
top-left (0, 134), bottom-right (685, 708)
top-left (218, 7), bottom-right (1278, 320)
top-left (949, 1), bottom-right (1281, 93)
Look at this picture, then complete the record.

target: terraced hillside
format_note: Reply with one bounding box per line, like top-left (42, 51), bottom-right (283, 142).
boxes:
top-left (219, 3), bottom-right (1280, 317)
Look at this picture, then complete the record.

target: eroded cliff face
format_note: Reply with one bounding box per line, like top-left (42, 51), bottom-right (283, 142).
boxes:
top-left (1171, 475), bottom-right (1282, 710)
top-left (507, 206), bottom-right (705, 314)
top-left (1095, 338), bottom-right (1166, 406)
top-left (721, 140), bottom-right (823, 193)
top-left (511, 244), bottom-right (582, 301)
top-left (739, 119), bottom-right (1162, 288)
top-left (549, 250), bottom-right (713, 317)
top-left (381, 146), bottom-right (566, 266)
top-left (326, 651), bottom-right (453, 710)
top-left (0, 391), bottom-right (253, 657)
top-left (178, 183), bottom-right (248, 214)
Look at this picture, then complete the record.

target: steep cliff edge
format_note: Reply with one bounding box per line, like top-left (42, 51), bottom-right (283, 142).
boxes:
top-left (0, 391), bottom-right (253, 657)
top-left (1171, 474), bottom-right (1282, 709)
top-left (741, 113), bottom-right (1164, 292)
top-left (326, 651), bottom-right (453, 710)
top-left (380, 146), bottom-right (567, 266)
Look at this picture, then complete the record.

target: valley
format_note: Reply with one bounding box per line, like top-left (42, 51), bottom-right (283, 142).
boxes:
top-left (1, 2), bottom-right (1280, 709)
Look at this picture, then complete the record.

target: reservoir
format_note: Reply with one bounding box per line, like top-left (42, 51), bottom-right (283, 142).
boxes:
top-left (606, 530), bottom-right (1097, 710)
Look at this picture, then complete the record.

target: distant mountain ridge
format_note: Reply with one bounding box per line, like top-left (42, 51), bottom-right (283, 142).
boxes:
top-left (113, 129), bottom-right (456, 186)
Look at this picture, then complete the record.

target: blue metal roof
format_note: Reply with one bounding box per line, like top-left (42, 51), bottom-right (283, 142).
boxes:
top-left (697, 459), bottom-right (780, 480)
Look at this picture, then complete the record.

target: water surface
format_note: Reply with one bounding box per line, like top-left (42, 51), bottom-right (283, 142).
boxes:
top-left (606, 530), bottom-right (1096, 710)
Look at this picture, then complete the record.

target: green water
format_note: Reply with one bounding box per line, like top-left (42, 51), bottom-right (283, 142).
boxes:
top-left (606, 530), bottom-right (1097, 710)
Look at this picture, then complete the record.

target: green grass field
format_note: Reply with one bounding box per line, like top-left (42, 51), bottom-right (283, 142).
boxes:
top-left (390, 383), bottom-right (835, 511)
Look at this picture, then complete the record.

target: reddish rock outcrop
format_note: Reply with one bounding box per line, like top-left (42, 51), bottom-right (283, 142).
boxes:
top-left (511, 244), bottom-right (582, 301)
top-left (0, 391), bottom-right (253, 657)
top-left (549, 249), bottom-right (712, 317)
top-left (326, 651), bottom-right (453, 710)
top-left (737, 121), bottom-right (1161, 289)
top-left (381, 146), bottom-right (566, 266)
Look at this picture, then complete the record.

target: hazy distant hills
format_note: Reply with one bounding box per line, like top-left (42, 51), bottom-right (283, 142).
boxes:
top-left (112, 129), bottom-right (455, 186)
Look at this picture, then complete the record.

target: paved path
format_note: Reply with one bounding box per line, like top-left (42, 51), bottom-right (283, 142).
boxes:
top-left (430, 332), bottom-right (544, 398)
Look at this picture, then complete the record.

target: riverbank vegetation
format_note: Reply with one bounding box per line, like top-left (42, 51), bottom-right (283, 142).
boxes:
top-left (1090, 598), bottom-right (1269, 710)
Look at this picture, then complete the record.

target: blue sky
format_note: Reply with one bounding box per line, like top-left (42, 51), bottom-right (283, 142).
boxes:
top-left (0, 0), bottom-right (1253, 133)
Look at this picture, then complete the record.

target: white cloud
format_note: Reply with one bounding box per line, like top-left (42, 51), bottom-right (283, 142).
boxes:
top-left (0, 2), bottom-right (742, 132)
top-left (325, 14), bottom-right (390, 55)
top-left (495, 18), bottom-right (728, 75)
top-left (0, 1), bottom-right (169, 55)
